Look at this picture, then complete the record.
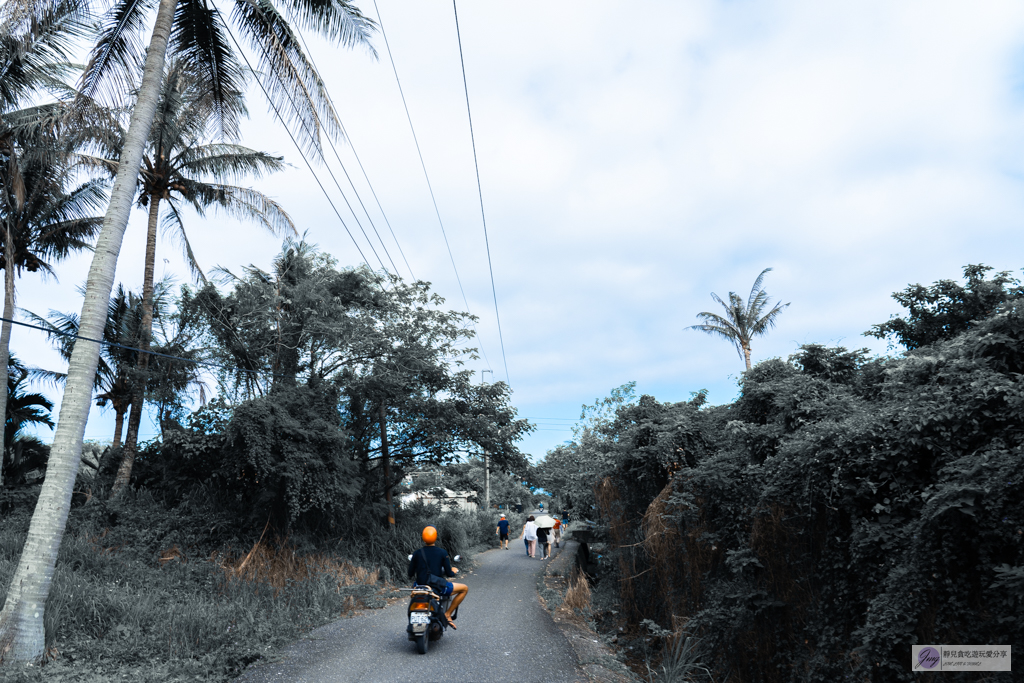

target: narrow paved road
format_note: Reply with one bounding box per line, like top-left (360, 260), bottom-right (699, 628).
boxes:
top-left (238, 544), bottom-right (585, 683)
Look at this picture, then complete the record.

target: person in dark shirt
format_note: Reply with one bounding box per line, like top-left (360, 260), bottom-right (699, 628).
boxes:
top-left (536, 525), bottom-right (550, 559)
top-left (496, 514), bottom-right (510, 549)
top-left (408, 525), bottom-right (468, 629)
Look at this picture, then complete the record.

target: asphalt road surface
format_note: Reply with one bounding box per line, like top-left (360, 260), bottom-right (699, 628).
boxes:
top-left (238, 543), bottom-right (585, 683)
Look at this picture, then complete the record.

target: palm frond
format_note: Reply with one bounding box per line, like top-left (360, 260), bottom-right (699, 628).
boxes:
top-left (22, 307), bottom-right (113, 389)
top-left (183, 181), bottom-right (296, 237)
top-left (74, 153), bottom-right (120, 178)
top-left (749, 301), bottom-right (789, 336)
top-left (689, 316), bottom-right (744, 360)
top-left (161, 199), bottom-right (206, 282)
top-left (173, 144), bottom-right (286, 179)
top-left (25, 364), bottom-right (65, 389)
top-left (170, 0), bottom-right (247, 140)
top-left (747, 267), bottom-right (772, 311)
top-left (274, 0), bottom-right (376, 52)
top-left (231, 0), bottom-right (343, 156)
top-left (79, 0), bottom-right (157, 105)
top-left (62, 95), bottom-right (127, 161)
top-left (0, 0), bottom-right (90, 110)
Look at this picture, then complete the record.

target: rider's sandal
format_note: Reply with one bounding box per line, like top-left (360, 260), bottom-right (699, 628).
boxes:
top-left (444, 615), bottom-right (457, 630)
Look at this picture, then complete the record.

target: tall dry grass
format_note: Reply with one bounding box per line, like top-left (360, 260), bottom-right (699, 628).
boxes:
top-left (213, 538), bottom-right (379, 589)
top-left (563, 567), bottom-right (592, 613)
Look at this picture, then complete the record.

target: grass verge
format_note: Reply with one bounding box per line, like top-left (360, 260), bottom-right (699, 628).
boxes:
top-left (0, 492), bottom-right (501, 681)
top-left (0, 520), bottom-right (385, 682)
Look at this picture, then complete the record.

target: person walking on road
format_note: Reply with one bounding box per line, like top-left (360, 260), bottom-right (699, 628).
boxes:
top-left (521, 516), bottom-right (538, 558)
top-left (552, 517), bottom-right (562, 548)
top-left (496, 514), bottom-right (510, 549)
top-left (537, 525), bottom-right (550, 559)
top-left (408, 525), bottom-right (468, 629)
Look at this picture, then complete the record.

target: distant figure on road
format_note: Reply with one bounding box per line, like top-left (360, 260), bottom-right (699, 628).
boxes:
top-left (496, 514), bottom-right (510, 549)
top-left (521, 516), bottom-right (538, 558)
top-left (409, 525), bottom-right (468, 629)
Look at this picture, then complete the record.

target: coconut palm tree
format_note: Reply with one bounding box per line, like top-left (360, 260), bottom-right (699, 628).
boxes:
top-left (28, 283), bottom-right (150, 449)
top-left (90, 60), bottom-right (294, 496)
top-left (689, 268), bottom-right (790, 371)
top-left (33, 279), bottom-right (204, 452)
top-left (0, 0), bottom-right (97, 491)
top-left (0, 0), bottom-right (374, 662)
top-left (0, 136), bottom-right (106, 488)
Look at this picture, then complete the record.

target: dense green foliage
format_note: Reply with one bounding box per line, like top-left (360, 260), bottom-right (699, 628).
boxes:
top-left (21, 239), bottom-right (532, 536)
top-left (0, 235), bottom-right (529, 675)
top-left (545, 267), bottom-right (1022, 682)
top-left (867, 263), bottom-right (1024, 350)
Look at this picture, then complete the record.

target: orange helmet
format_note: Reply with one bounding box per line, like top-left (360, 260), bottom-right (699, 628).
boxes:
top-left (422, 526), bottom-right (438, 544)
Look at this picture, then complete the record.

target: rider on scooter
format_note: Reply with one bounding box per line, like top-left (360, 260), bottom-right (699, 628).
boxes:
top-left (408, 526), bottom-right (468, 629)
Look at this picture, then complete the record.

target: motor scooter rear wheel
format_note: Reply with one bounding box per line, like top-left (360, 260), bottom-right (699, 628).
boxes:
top-left (415, 633), bottom-right (429, 654)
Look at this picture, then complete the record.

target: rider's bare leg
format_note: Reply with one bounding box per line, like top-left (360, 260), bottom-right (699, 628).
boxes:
top-left (446, 583), bottom-right (468, 620)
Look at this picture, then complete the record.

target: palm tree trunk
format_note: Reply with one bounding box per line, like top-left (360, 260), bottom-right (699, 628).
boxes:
top-left (743, 343), bottom-right (752, 371)
top-left (0, 232), bottom-right (14, 489)
top-left (0, 0), bottom-right (178, 663)
top-left (110, 195), bottom-right (159, 498)
top-left (112, 406), bottom-right (126, 451)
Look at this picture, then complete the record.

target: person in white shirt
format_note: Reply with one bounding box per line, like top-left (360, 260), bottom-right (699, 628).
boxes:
top-left (520, 516), bottom-right (538, 558)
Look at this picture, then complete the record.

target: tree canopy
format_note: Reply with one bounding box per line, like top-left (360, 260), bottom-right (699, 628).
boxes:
top-left (866, 263), bottom-right (1023, 350)
top-left (125, 239), bottom-right (531, 531)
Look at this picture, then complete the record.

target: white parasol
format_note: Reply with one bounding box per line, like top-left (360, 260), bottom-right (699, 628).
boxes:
top-left (533, 515), bottom-right (557, 528)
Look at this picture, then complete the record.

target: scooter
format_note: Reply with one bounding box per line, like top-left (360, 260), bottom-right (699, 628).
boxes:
top-left (403, 554), bottom-right (460, 654)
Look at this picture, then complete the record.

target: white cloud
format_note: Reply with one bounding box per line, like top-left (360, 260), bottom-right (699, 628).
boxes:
top-left (16, 0), bottom-right (1024, 459)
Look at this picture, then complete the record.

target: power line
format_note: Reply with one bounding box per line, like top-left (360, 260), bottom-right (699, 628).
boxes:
top-left (371, 0), bottom-right (494, 373)
top-left (292, 27), bottom-right (411, 280)
top-left (452, 1), bottom-right (511, 387)
top-left (2, 316), bottom-right (258, 375)
top-left (216, 9), bottom-right (386, 284)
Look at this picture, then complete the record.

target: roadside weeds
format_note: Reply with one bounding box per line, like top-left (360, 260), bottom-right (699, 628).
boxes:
top-left (538, 540), bottom-right (640, 683)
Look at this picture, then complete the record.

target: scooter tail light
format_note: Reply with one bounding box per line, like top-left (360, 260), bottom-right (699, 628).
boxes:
top-left (409, 602), bottom-right (430, 611)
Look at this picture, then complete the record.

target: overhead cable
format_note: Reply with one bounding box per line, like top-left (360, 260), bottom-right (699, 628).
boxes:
top-left (452, 0), bottom-right (511, 387)
top-left (1, 316), bottom-right (258, 375)
top-left (371, 0), bottom-right (494, 373)
top-left (216, 9), bottom-right (386, 285)
top-left (293, 28), bottom-right (416, 281)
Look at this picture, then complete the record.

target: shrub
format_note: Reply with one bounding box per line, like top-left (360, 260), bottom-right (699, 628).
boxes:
top-left (562, 306), bottom-right (1024, 682)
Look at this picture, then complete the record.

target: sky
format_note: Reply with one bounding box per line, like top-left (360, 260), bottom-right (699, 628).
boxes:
top-left (15, 0), bottom-right (1024, 461)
